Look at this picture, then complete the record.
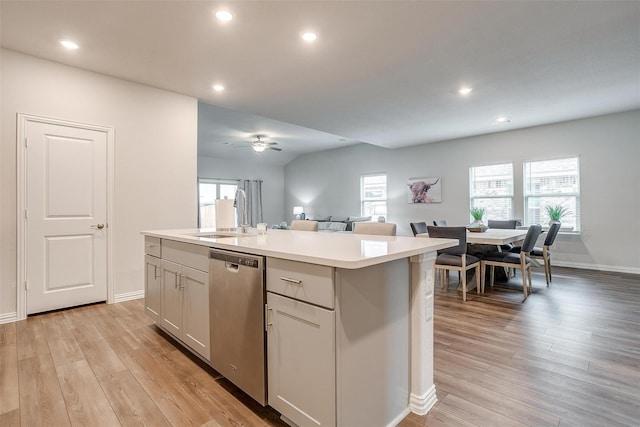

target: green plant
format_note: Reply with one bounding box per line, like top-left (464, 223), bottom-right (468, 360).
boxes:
top-left (545, 204), bottom-right (571, 221)
top-left (470, 207), bottom-right (485, 221)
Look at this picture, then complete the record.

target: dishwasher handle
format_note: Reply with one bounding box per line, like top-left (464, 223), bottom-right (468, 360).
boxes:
top-left (225, 261), bottom-right (239, 272)
top-left (209, 249), bottom-right (262, 269)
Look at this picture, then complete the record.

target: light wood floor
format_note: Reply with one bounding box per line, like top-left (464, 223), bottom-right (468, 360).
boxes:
top-left (1, 267), bottom-right (638, 426)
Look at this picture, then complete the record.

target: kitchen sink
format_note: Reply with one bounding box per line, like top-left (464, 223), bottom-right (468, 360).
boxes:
top-left (189, 231), bottom-right (249, 239)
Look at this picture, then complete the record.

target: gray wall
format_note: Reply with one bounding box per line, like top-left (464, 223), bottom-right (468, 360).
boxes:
top-left (285, 110), bottom-right (640, 273)
top-left (197, 156), bottom-right (285, 227)
top-left (1, 49), bottom-right (198, 318)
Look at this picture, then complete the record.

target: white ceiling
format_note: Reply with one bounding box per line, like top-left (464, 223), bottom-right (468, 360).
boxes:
top-left (2, 1), bottom-right (639, 166)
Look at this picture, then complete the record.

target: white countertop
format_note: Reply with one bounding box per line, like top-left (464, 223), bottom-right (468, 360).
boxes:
top-left (143, 228), bottom-right (456, 269)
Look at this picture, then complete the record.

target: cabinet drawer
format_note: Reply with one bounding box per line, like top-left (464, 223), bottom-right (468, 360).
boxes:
top-left (267, 258), bottom-right (334, 309)
top-left (161, 239), bottom-right (208, 272)
top-left (145, 236), bottom-right (161, 257)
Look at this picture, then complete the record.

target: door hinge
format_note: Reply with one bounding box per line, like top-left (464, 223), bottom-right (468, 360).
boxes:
top-left (24, 137), bottom-right (28, 148)
top-left (25, 280), bottom-right (28, 291)
top-left (24, 209), bottom-right (28, 219)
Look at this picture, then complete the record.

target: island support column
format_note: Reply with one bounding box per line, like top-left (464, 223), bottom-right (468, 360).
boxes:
top-left (409, 252), bottom-right (437, 415)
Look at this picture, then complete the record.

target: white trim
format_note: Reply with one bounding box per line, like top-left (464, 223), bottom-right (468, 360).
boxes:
top-left (409, 252), bottom-right (438, 416)
top-left (113, 290), bottom-right (145, 303)
top-left (553, 261), bottom-right (640, 275)
top-left (387, 407), bottom-right (412, 427)
top-left (409, 384), bottom-right (438, 416)
top-left (16, 113), bottom-right (115, 320)
top-left (0, 312), bottom-right (18, 325)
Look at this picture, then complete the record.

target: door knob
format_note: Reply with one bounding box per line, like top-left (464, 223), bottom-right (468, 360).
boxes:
top-left (90, 224), bottom-right (105, 229)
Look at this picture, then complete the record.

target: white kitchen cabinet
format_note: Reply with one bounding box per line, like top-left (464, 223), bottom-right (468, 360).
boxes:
top-left (267, 292), bottom-right (336, 427)
top-left (159, 259), bottom-right (183, 337)
top-left (266, 257), bottom-right (411, 427)
top-left (181, 265), bottom-right (209, 358)
top-left (144, 254), bottom-right (162, 322)
top-left (159, 259), bottom-right (210, 361)
top-left (144, 236), bottom-right (162, 322)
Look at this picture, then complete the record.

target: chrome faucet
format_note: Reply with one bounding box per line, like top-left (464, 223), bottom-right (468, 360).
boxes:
top-left (234, 188), bottom-right (249, 233)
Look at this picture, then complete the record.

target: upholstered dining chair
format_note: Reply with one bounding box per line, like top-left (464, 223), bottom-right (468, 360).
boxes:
top-left (481, 224), bottom-right (543, 300)
top-left (487, 219), bottom-right (520, 252)
top-left (410, 222), bottom-right (428, 236)
top-left (510, 221), bottom-right (561, 285)
top-left (427, 226), bottom-right (481, 302)
top-left (487, 219), bottom-right (519, 229)
top-left (353, 222), bottom-right (397, 236)
top-left (290, 220), bottom-right (319, 231)
top-left (433, 219), bottom-right (448, 227)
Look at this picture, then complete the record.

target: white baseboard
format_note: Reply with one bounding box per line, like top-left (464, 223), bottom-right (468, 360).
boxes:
top-left (410, 384), bottom-right (438, 415)
top-left (113, 290), bottom-right (145, 303)
top-left (0, 312), bottom-right (18, 324)
top-left (388, 407), bottom-right (411, 427)
top-left (553, 260), bottom-right (640, 275)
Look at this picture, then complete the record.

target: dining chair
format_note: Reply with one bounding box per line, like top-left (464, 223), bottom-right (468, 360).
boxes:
top-left (487, 219), bottom-right (520, 253)
top-left (427, 226), bottom-right (481, 302)
top-left (290, 220), bottom-right (319, 231)
top-left (410, 221), bottom-right (428, 236)
top-left (487, 219), bottom-right (519, 229)
top-left (353, 222), bottom-right (397, 236)
top-left (481, 224), bottom-right (543, 300)
top-left (510, 221), bottom-right (561, 285)
top-left (433, 219), bottom-right (448, 226)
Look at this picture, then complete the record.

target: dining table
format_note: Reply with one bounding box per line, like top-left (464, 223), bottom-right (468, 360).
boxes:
top-left (416, 228), bottom-right (528, 246)
top-left (465, 228), bottom-right (528, 246)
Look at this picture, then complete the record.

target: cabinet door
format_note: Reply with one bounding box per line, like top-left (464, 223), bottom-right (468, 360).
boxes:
top-left (160, 260), bottom-right (183, 337)
top-left (182, 266), bottom-right (210, 361)
top-left (144, 255), bottom-right (162, 322)
top-left (267, 292), bottom-right (336, 427)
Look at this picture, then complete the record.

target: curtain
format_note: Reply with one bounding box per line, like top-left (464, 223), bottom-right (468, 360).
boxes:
top-left (237, 179), bottom-right (263, 227)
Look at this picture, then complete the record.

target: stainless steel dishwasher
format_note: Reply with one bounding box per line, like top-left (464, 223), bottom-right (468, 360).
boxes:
top-left (209, 249), bottom-right (266, 405)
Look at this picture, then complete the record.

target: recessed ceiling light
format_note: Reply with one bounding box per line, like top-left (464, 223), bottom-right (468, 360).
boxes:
top-left (212, 84), bottom-right (225, 92)
top-left (496, 116), bottom-right (511, 123)
top-left (459, 87), bottom-right (473, 95)
top-left (60, 40), bottom-right (79, 50)
top-left (302, 32), bottom-right (318, 42)
top-left (215, 10), bottom-right (233, 22)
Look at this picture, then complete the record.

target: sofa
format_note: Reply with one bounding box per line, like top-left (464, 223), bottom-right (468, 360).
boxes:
top-left (312, 215), bottom-right (372, 232)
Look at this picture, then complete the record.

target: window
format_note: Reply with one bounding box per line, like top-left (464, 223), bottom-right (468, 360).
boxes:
top-left (198, 178), bottom-right (237, 228)
top-left (524, 157), bottom-right (580, 231)
top-left (469, 163), bottom-right (514, 221)
top-left (361, 174), bottom-right (387, 219)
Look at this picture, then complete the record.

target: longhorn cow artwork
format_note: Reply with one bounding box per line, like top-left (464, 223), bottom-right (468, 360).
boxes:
top-left (407, 177), bottom-right (442, 203)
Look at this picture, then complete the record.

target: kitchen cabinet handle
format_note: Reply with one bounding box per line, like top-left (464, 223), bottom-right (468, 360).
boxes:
top-left (176, 274), bottom-right (181, 289)
top-left (154, 265), bottom-right (160, 279)
top-left (265, 304), bottom-right (272, 331)
top-left (280, 277), bottom-right (302, 285)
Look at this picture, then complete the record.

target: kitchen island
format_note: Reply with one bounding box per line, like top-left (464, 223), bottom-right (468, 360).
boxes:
top-left (142, 228), bottom-right (456, 427)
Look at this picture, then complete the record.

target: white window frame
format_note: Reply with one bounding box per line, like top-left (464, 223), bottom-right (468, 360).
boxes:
top-left (360, 173), bottom-right (387, 220)
top-left (197, 178), bottom-right (238, 228)
top-left (523, 157), bottom-right (581, 232)
top-left (469, 162), bottom-right (514, 221)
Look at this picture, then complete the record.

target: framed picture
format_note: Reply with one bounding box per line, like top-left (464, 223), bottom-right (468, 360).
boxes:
top-left (407, 177), bottom-right (441, 203)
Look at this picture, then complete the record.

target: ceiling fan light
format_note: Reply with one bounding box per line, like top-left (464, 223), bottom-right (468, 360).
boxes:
top-left (252, 142), bottom-right (267, 152)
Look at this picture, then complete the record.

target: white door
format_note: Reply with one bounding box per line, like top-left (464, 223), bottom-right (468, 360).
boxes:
top-left (24, 118), bottom-right (109, 314)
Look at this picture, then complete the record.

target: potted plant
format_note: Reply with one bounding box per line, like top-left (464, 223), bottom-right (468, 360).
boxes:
top-left (545, 204), bottom-right (571, 224)
top-left (469, 207), bottom-right (485, 227)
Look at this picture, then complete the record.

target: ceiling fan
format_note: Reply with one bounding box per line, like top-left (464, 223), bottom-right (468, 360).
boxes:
top-left (247, 136), bottom-right (282, 153)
